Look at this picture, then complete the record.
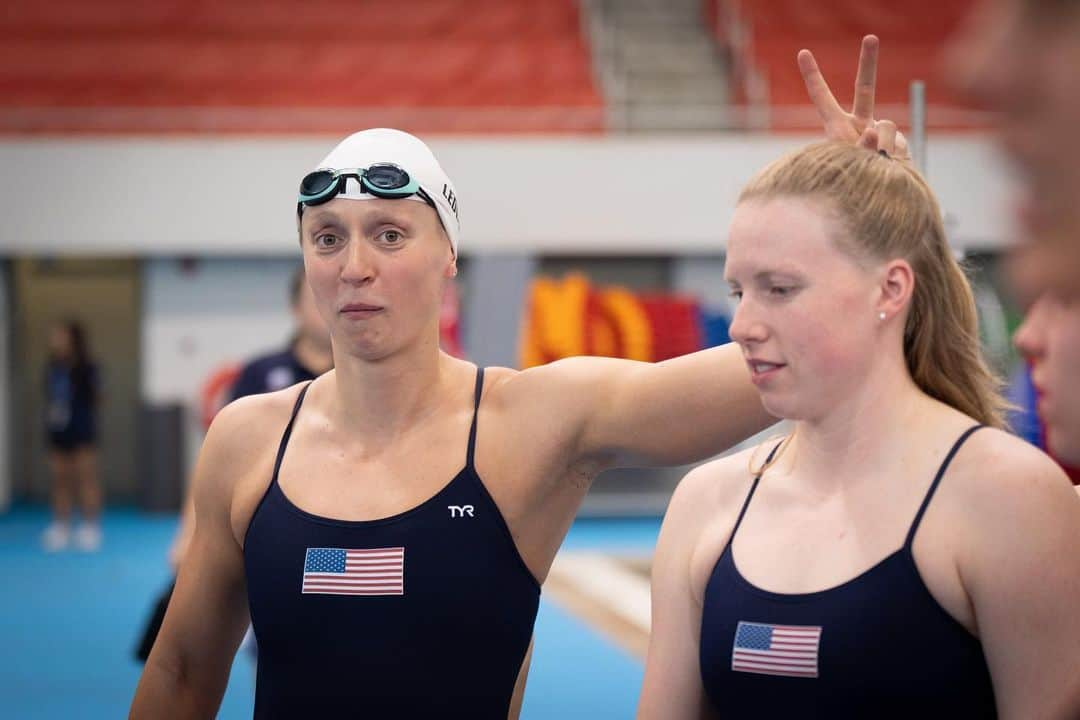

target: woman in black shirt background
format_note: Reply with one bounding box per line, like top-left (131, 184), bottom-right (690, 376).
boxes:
top-left (42, 319), bottom-right (104, 551)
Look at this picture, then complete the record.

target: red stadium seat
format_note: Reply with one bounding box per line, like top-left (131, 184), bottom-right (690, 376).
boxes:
top-left (0, 0), bottom-right (603, 133)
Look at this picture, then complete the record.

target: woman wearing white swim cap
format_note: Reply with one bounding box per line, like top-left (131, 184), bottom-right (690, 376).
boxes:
top-left (132, 38), bottom-right (902, 719)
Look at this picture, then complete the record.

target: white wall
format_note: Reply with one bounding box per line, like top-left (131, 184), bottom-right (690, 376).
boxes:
top-left (142, 258), bottom-right (300, 468)
top-left (0, 134), bottom-right (1015, 255)
top-left (142, 258), bottom-right (301, 403)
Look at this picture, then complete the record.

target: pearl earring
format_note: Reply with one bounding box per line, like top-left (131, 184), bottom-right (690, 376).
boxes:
top-left (879, 312), bottom-right (886, 321)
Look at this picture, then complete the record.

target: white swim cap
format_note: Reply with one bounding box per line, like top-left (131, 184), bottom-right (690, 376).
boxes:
top-left (310, 128), bottom-right (460, 255)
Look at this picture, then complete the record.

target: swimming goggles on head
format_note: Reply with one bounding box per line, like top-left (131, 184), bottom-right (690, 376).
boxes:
top-left (297, 163), bottom-right (436, 217)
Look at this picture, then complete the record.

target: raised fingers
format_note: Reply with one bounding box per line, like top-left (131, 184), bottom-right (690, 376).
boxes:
top-left (798, 48), bottom-right (846, 128)
top-left (852, 35), bottom-right (879, 125)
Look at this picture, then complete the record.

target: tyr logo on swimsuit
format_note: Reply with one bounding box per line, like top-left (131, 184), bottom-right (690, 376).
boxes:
top-left (448, 505), bottom-right (474, 518)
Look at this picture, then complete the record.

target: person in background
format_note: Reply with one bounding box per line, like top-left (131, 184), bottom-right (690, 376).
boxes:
top-left (1012, 292), bottom-right (1080, 486)
top-left (949, 0), bottom-right (1080, 500)
top-left (227, 265), bottom-right (335, 401)
top-left (948, 0), bottom-right (1080, 300)
top-left (42, 319), bottom-right (104, 552)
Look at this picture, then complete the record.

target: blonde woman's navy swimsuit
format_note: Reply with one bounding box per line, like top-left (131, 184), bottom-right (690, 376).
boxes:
top-left (700, 426), bottom-right (997, 718)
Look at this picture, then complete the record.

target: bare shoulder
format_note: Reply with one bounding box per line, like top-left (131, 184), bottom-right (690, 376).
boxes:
top-left (656, 447), bottom-right (759, 601)
top-left (668, 448), bottom-right (759, 531)
top-left (477, 361), bottom-right (607, 458)
top-left (482, 357), bottom-right (614, 406)
top-left (949, 426), bottom-right (1075, 508)
top-left (945, 426), bottom-right (1080, 557)
top-left (195, 382), bottom-right (310, 537)
top-left (666, 449), bottom-right (757, 551)
top-left (475, 364), bottom-right (522, 407)
top-left (204, 383), bottom-right (305, 468)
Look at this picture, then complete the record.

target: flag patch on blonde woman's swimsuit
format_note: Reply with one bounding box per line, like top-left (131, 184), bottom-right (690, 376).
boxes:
top-left (301, 547), bottom-right (405, 596)
top-left (732, 621), bottom-right (822, 678)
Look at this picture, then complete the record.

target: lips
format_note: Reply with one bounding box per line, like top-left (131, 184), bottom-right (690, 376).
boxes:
top-left (340, 302), bottom-right (383, 315)
top-left (746, 358), bottom-right (786, 383)
top-left (1032, 377), bottom-right (1052, 412)
top-left (1028, 370), bottom-right (1058, 420)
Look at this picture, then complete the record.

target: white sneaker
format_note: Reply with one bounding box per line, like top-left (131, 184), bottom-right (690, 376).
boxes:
top-left (74, 523), bottom-right (102, 552)
top-left (42, 523), bottom-right (70, 552)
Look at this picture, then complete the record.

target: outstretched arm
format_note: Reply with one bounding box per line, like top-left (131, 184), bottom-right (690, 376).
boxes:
top-left (511, 37), bottom-right (911, 473)
top-left (567, 344), bottom-right (771, 468)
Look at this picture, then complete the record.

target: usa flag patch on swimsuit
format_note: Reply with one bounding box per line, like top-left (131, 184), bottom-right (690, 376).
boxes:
top-left (731, 621), bottom-right (822, 678)
top-left (301, 547), bottom-right (405, 596)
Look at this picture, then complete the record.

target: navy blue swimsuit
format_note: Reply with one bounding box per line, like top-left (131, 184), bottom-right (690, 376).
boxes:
top-left (243, 368), bottom-right (541, 718)
top-left (700, 426), bottom-right (997, 718)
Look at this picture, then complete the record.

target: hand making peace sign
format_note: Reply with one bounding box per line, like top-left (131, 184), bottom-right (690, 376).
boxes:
top-left (799, 34), bottom-right (911, 161)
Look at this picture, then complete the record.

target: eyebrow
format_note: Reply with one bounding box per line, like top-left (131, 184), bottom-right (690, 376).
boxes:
top-left (361, 211), bottom-right (415, 231)
top-left (301, 211), bottom-right (346, 232)
top-left (753, 270), bottom-right (801, 281)
top-left (726, 269), bottom-right (802, 284)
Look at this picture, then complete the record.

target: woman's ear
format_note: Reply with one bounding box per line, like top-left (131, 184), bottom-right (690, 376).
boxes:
top-left (876, 258), bottom-right (915, 322)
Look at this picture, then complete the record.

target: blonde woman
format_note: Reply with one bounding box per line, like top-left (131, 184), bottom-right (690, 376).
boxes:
top-left (639, 142), bottom-right (1080, 719)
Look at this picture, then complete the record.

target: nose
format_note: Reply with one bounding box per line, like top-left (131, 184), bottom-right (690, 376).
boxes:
top-left (728, 296), bottom-right (767, 347)
top-left (1013, 295), bottom-right (1049, 361)
top-left (341, 238), bottom-right (377, 286)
